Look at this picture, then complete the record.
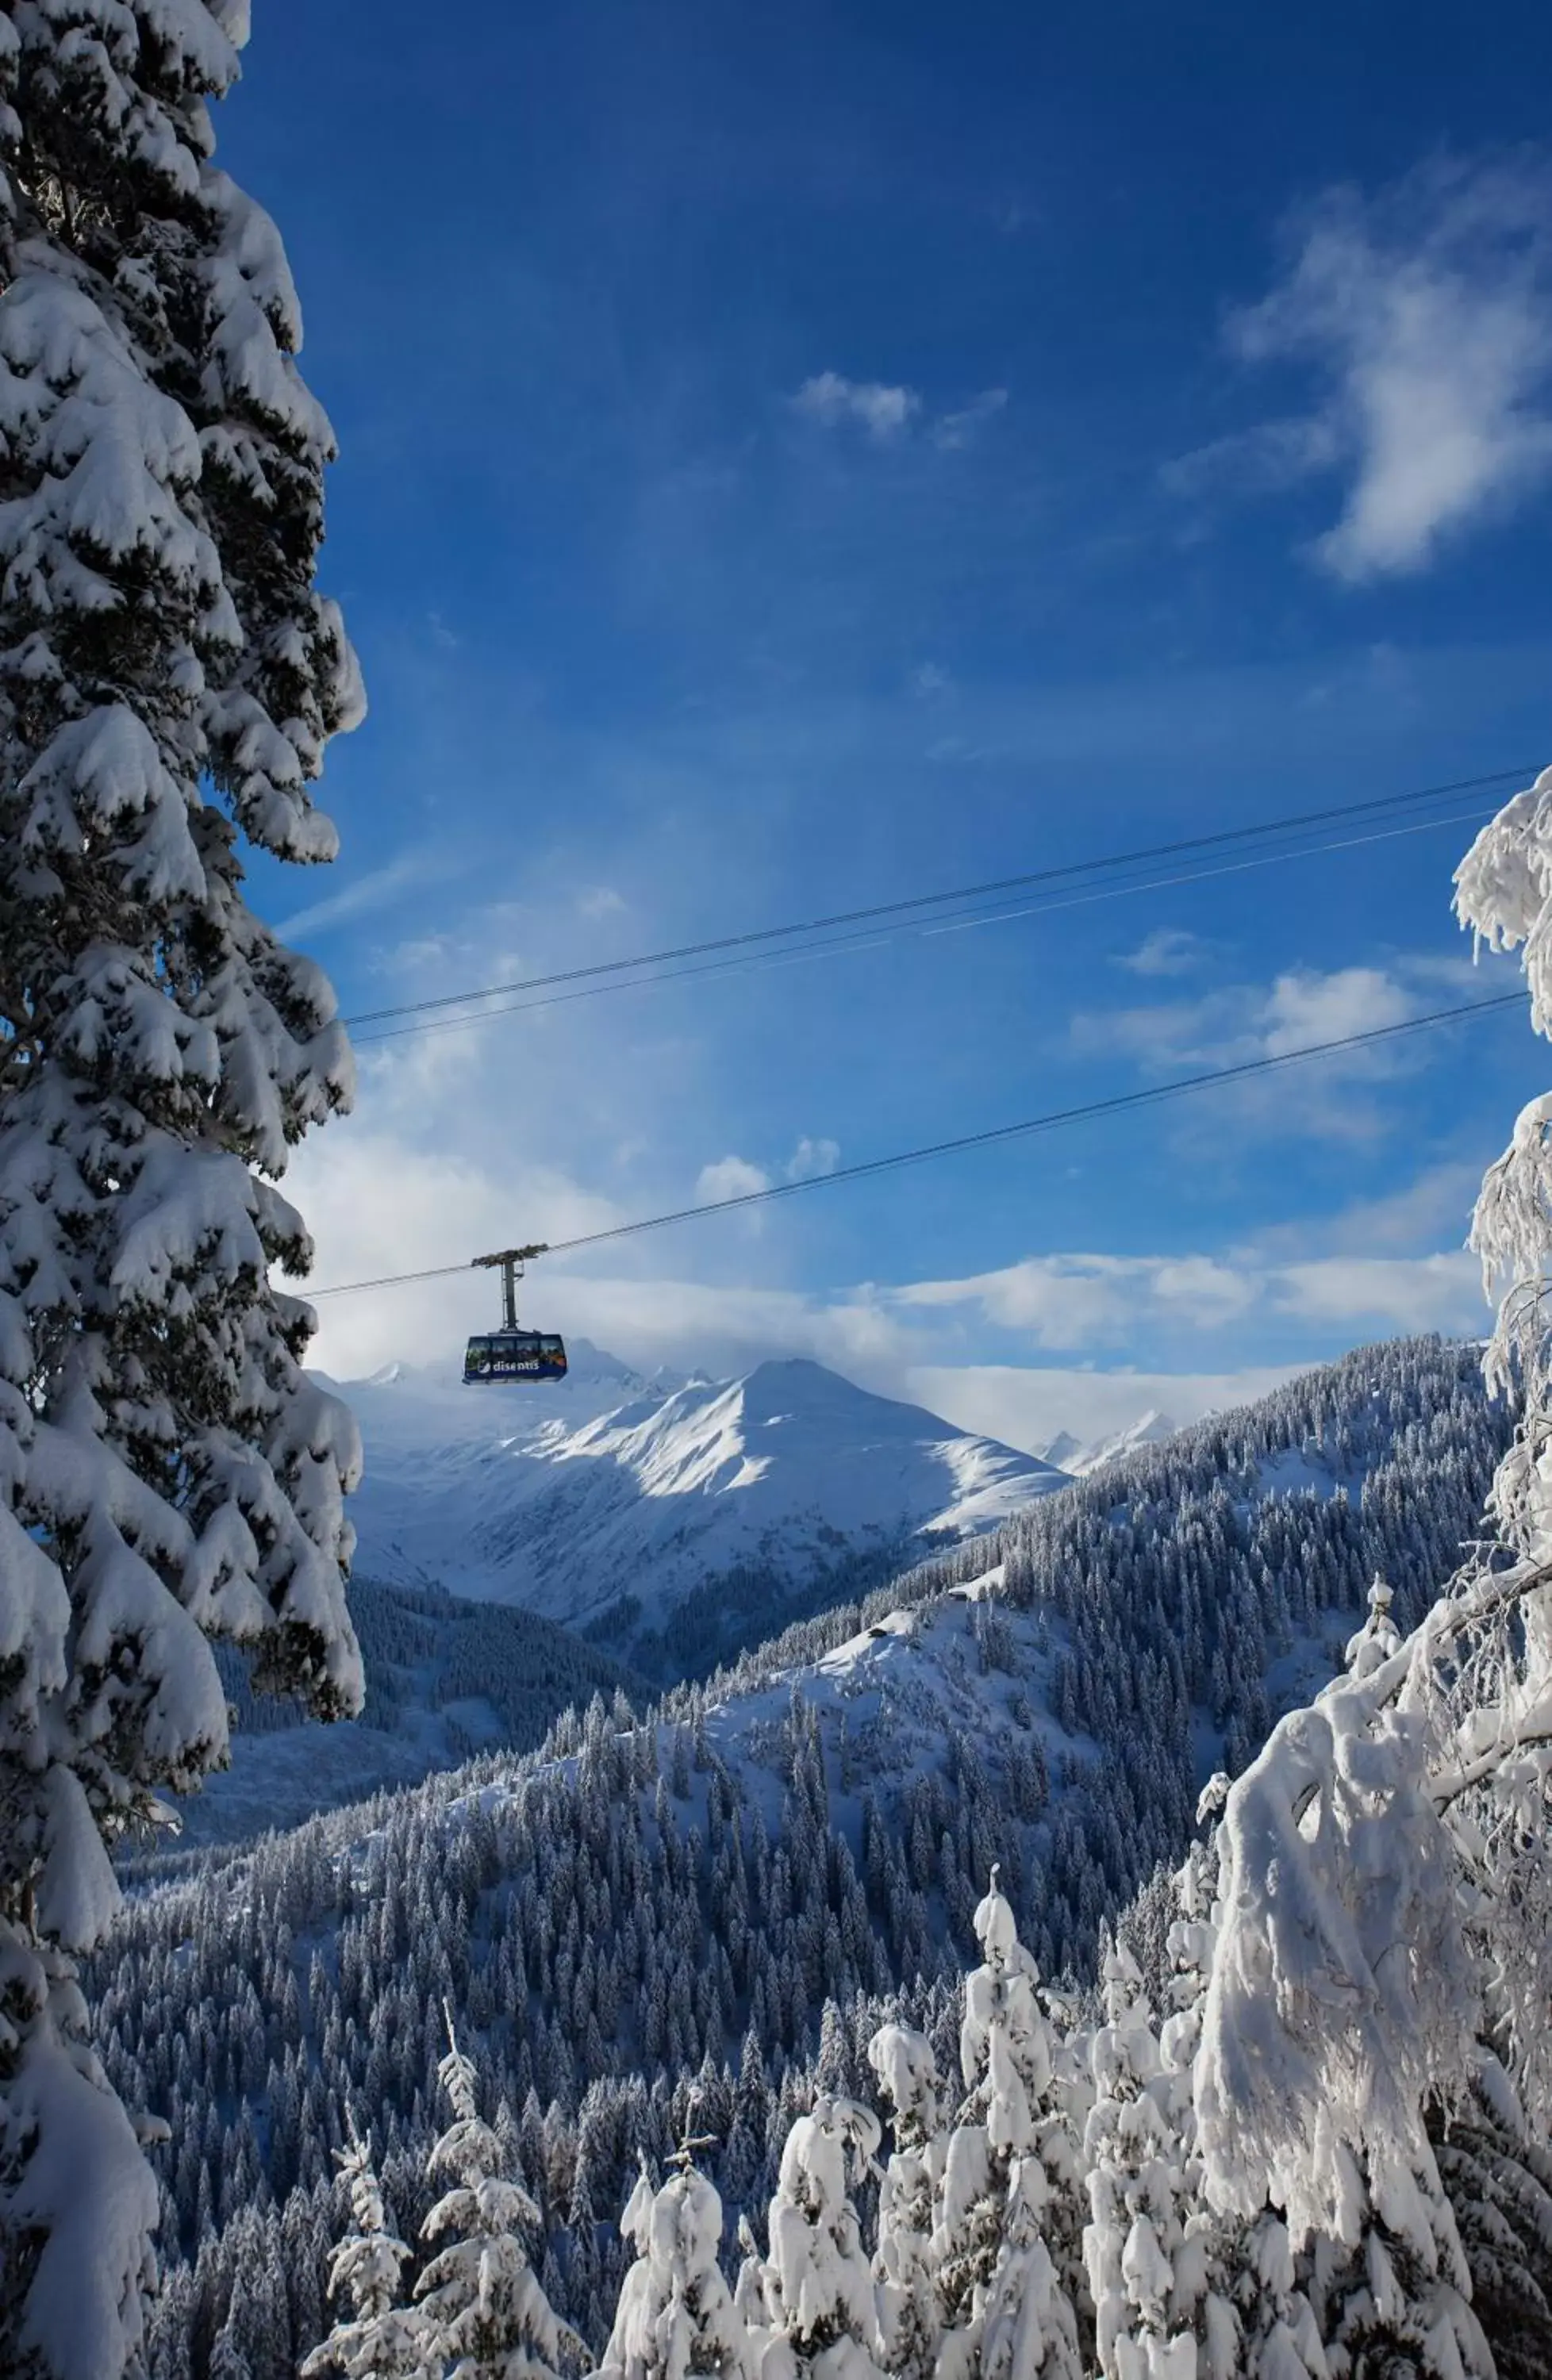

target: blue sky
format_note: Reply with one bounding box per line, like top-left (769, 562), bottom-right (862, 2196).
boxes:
top-left (231, 0), bottom-right (1552, 1445)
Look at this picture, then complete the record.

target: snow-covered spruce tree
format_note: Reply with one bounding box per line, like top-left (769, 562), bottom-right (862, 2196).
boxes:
top-left (415, 2017), bottom-right (579, 2380)
top-left (1082, 1940), bottom-right (1207, 2380)
top-left (935, 1875), bottom-right (1084, 2380)
top-left (760, 2094), bottom-right (883, 2380)
top-left (866, 2024), bottom-right (946, 2380)
top-left (302, 2117), bottom-right (432, 2380)
top-left (0, 6), bottom-right (363, 2378)
top-left (593, 2141), bottom-right (752, 2380)
top-left (733, 2214), bottom-right (774, 2352)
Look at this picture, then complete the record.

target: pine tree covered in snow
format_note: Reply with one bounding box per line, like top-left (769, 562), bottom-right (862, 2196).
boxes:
top-left (936, 1875), bottom-right (1085, 2380)
top-left (760, 2094), bottom-right (884, 2380)
top-left (303, 2118), bottom-right (430, 2380)
top-left (1431, 2075), bottom-right (1552, 2380)
top-left (416, 2017), bottom-right (579, 2380)
top-left (0, 3), bottom-right (361, 2374)
top-left (1082, 1942), bottom-right (1204, 2380)
top-left (594, 2138), bottom-right (751, 2380)
top-left (867, 2025), bottom-right (945, 2380)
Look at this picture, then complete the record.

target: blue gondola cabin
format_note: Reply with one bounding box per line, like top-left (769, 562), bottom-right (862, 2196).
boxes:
top-left (463, 1330), bottom-right (567, 1383)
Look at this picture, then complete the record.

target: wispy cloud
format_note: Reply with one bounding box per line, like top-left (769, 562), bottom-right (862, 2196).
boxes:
top-left (786, 1137), bottom-right (840, 1182)
top-left (1072, 959), bottom-right (1462, 1142)
top-left (893, 1241), bottom-right (1482, 1351)
top-left (932, 386), bottom-right (1008, 451)
top-left (277, 849), bottom-right (456, 942)
top-left (1116, 927), bottom-right (1208, 978)
top-left (695, 1154), bottom-right (771, 1203)
top-left (693, 1138), bottom-right (841, 1205)
top-left (792, 371), bottom-right (920, 440)
top-left (1170, 155), bottom-right (1552, 577)
top-left (1076, 962), bottom-right (1414, 1066)
top-left (791, 374), bottom-right (1009, 452)
top-left (905, 1361), bottom-right (1303, 1455)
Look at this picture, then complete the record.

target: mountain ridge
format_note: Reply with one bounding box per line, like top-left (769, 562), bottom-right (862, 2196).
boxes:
top-left (325, 1344), bottom-right (1070, 1673)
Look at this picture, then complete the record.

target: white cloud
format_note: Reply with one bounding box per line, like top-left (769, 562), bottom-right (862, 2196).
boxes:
top-left (1175, 156), bottom-right (1552, 577)
top-left (1252, 1157), bottom-right (1482, 1261)
top-left (1258, 965), bottom-right (1413, 1054)
top-left (693, 1139), bottom-right (839, 1205)
top-left (890, 1240), bottom-right (1482, 1353)
top-left (792, 371), bottom-right (920, 440)
top-left (694, 1154), bottom-right (770, 1203)
top-left (1072, 959), bottom-right (1453, 1140)
top-left (1162, 415), bottom-right (1343, 502)
top-left (1116, 927), bottom-right (1208, 978)
top-left (905, 1362), bottom-right (1304, 1456)
top-left (791, 376), bottom-right (1009, 454)
top-left (277, 848), bottom-right (455, 942)
top-left (578, 885), bottom-right (627, 920)
top-left (786, 1137), bottom-right (840, 1182)
top-left (1275, 1250), bottom-right (1481, 1330)
top-left (932, 387), bottom-right (1009, 451)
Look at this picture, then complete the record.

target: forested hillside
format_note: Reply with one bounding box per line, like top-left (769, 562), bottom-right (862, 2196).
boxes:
top-left (93, 1334), bottom-right (1509, 2379)
top-left (188, 1578), bottom-right (644, 1844)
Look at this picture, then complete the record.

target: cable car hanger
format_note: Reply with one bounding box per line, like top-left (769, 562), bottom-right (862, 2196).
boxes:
top-left (463, 1244), bottom-right (568, 1384)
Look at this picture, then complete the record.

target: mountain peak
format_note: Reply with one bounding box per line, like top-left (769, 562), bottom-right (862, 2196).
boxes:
top-left (332, 1345), bottom-right (1072, 1679)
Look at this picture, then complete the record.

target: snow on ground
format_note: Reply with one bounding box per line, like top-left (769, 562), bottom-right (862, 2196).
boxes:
top-left (701, 1563), bottom-right (1093, 1856)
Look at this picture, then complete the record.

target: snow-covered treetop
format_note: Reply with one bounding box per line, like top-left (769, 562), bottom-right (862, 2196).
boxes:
top-left (971, 1867), bottom-right (1023, 1971)
top-left (866, 2024), bottom-right (943, 2152)
top-left (1344, 1576), bottom-right (1401, 1680)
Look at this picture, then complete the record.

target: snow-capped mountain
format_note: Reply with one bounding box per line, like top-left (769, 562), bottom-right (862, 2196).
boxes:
top-left (1039, 1407), bottom-right (1181, 1476)
top-left (328, 1342), bottom-right (1070, 1675)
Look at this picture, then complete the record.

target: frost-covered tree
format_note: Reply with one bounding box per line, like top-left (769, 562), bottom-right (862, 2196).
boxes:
top-left (866, 2025), bottom-right (945, 2380)
top-left (1193, 1598), bottom-right (1492, 2374)
top-left (1177, 767), bottom-right (1552, 2367)
top-left (1431, 2073), bottom-right (1552, 2380)
top-left (733, 2214), bottom-right (774, 2350)
top-left (593, 2140), bottom-right (752, 2380)
top-left (1154, 1787), bottom-right (1326, 2380)
top-left (1083, 1941), bottom-right (1204, 2380)
top-left (416, 2017), bottom-right (579, 2380)
top-left (0, 4), bottom-right (363, 2375)
top-left (1342, 1579), bottom-right (1400, 1683)
top-left (761, 2094), bottom-right (883, 2380)
top-left (302, 2118), bottom-right (431, 2380)
top-left (936, 1875), bottom-right (1084, 2380)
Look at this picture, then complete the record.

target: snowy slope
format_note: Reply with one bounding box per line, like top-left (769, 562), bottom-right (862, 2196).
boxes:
top-left (328, 1343), bottom-right (1069, 1672)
